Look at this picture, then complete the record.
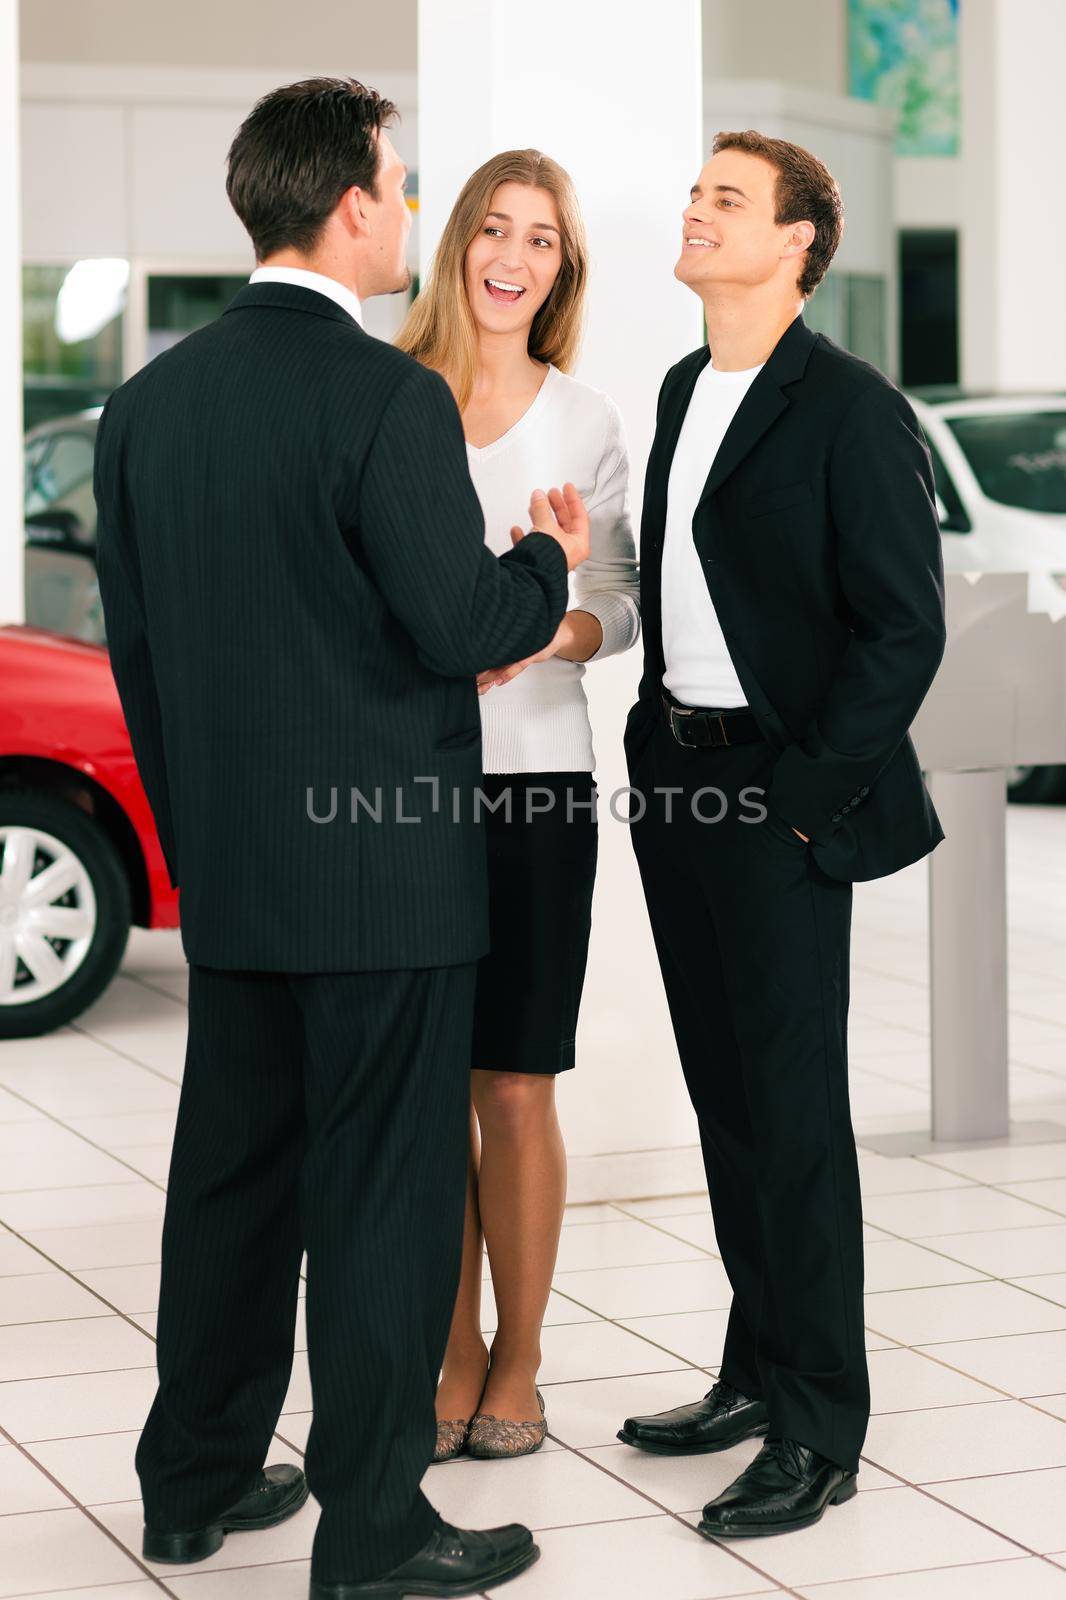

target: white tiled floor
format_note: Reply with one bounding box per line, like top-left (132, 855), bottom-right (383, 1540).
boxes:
top-left (1, 806), bottom-right (1065, 1597)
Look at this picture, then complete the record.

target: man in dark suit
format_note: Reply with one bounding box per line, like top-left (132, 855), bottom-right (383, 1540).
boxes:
top-left (94, 78), bottom-right (588, 1599)
top-left (616, 131), bottom-right (946, 1538)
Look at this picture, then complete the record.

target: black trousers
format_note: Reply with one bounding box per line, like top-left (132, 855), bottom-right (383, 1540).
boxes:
top-left (136, 961), bottom-right (477, 1584)
top-left (629, 718), bottom-right (869, 1471)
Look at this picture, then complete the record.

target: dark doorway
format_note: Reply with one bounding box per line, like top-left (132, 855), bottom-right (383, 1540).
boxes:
top-left (900, 230), bottom-right (959, 388)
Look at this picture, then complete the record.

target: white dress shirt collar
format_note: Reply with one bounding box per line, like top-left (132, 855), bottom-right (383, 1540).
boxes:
top-left (249, 266), bottom-right (363, 327)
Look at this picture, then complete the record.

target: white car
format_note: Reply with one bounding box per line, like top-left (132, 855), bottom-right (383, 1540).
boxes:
top-left (908, 393), bottom-right (1066, 803)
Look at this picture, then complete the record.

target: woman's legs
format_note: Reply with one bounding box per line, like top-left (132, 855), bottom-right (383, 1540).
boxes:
top-left (472, 1068), bottom-right (567, 1420)
top-left (434, 1105), bottom-right (490, 1424)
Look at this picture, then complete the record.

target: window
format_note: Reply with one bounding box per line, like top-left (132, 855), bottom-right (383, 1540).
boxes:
top-left (947, 413), bottom-right (1066, 514)
top-left (804, 272), bottom-right (886, 371)
top-left (23, 265), bottom-right (123, 431)
top-left (900, 231), bottom-right (959, 388)
top-left (146, 274), bottom-right (248, 362)
top-left (24, 429), bottom-right (98, 544)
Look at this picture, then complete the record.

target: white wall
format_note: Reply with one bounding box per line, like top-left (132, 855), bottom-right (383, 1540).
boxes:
top-left (703, 0), bottom-right (847, 95)
top-left (20, 64), bottom-right (420, 350)
top-left (19, 0), bottom-right (415, 69)
top-left (894, 0), bottom-right (1066, 393)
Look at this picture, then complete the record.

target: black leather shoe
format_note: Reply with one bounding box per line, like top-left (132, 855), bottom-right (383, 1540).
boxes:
top-left (143, 1463), bottom-right (309, 1563)
top-left (309, 1520), bottom-right (538, 1597)
top-left (617, 1379), bottom-right (769, 1455)
top-left (698, 1436), bottom-right (858, 1538)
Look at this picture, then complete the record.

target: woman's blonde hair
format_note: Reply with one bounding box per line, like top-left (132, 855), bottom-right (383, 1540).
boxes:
top-left (396, 149), bottom-right (588, 410)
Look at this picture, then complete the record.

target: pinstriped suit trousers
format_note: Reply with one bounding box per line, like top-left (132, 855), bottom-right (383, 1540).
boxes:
top-left (136, 961), bottom-right (477, 1583)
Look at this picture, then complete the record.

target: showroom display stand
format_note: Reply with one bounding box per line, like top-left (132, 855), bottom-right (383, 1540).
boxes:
top-left (863, 573), bottom-right (1066, 1155)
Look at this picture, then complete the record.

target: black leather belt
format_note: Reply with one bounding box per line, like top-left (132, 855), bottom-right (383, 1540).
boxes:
top-left (661, 694), bottom-right (762, 750)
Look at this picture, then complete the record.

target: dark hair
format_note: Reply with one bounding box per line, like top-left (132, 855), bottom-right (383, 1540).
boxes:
top-left (226, 77), bottom-right (399, 260)
top-left (712, 129), bottom-right (843, 298)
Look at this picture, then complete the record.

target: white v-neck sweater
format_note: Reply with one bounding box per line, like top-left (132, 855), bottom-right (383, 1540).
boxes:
top-left (467, 366), bottom-right (640, 774)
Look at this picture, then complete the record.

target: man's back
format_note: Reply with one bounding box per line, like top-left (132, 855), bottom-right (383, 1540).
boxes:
top-left (96, 282), bottom-right (568, 970)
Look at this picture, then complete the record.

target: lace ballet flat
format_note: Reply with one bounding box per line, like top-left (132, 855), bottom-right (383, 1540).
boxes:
top-left (465, 1389), bottom-right (547, 1459)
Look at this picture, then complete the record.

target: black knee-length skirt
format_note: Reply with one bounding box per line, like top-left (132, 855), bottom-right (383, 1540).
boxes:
top-left (471, 773), bottom-right (598, 1075)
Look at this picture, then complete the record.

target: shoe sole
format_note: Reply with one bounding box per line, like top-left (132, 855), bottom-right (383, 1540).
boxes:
top-left (616, 1419), bottom-right (768, 1456)
top-left (143, 1478), bottom-right (311, 1564)
top-left (697, 1472), bottom-right (858, 1540)
top-left (309, 1541), bottom-right (539, 1598)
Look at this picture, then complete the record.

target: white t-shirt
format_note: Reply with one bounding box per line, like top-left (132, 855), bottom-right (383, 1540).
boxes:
top-left (661, 358), bottom-right (763, 708)
top-left (467, 365), bottom-right (640, 774)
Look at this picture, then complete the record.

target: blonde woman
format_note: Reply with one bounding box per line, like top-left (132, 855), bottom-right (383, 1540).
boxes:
top-left (397, 151), bottom-right (639, 1461)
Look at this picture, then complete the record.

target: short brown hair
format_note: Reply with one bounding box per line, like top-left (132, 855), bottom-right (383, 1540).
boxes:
top-left (712, 130), bottom-right (843, 298)
top-left (227, 77), bottom-right (398, 261)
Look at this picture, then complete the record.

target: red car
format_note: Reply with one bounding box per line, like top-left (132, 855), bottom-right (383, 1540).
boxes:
top-left (0, 623), bottom-right (180, 1037)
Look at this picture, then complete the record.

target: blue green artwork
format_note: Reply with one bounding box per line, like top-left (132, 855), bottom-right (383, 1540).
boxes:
top-left (849, 0), bottom-right (960, 156)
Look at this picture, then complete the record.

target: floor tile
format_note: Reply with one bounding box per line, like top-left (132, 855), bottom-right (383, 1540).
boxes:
top-left (793, 1555), bottom-right (1066, 1598)
top-left (0, 1314), bottom-right (155, 1382)
top-left (1001, 1178), bottom-right (1066, 1217)
top-left (0, 1183), bottom-right (166, 1232)
top-left (542, 1369), bottom-right (710, 1449)
top-left (424, 1446), bottom-right (653, 1530)
top-left (867, 1346), bottom-right (1002, 1413)
top-left (71, 1264), bottom-right (162, 1315)
top-left (1013, 1273), bottom-right (1066, 1307)
top-left (0, 1506), bottom-right (146, 1596)
top-left (723, 1483), bottom-right (1019, 1587)
top-left (0, 1366), bottom-right (159, 1442)
top-left (864, 1398), bottom-right (1066, 1481)
top-left (863, 1280), bottom-right (1066, 1345)
top-left (553, 1220), bottom-right (706, 1272)
top-left (29, 1429), bottom-right (141, 1507)
top-left (483, 1512), bottom-right (775, 1599)
top-left (619, 1308), bottom-right (731, 1367)
top-left (168, 1565), bottom-right (311, 1598)
top-left (0, 1060), bottom-right (181, 1121)
top-left (0, 1272), bottom-right (113, 1326)
top-left (0, 1231), bottom-right (52, 1277)
top-left (921, 1141), bottom-right (1066, 1185)
top-left (0, 1124), bottom-right (137, 1194)
top-left (862, 1186), bottom-right (1058, 1238)
top-left (481, 1280), bottom-right (599, 1333)
top-left (920, 1330), bottom-right (1066, 1396)
top-left (539, 1319), bottom-right (689, 1384)
top-left (928, 1464), bottom-right (1066, 1553)
top-left (551, 1257), bottom-right (734, 1319)
top-left (863, 1239), bottom-right (987, 1292)
top-left (0, 1442), bottom-right (70, 1513)
top-left (22, 1218), bottom-right (164, 1271)
top-left (851, 1158), bottom-right (966, 1196)
top-left (638, 1212), bottom-right (720, 1254)
top-left (581, 1437), bottom-right (767, 1514)
top-left (613, 1194), bottom-right (708, 1219)
top-left (0, 1087), bottom-right (47, 1124)
top-left (1031, 1394), bottom-right (1066, 1422)
top-left (917, 1223), bottom-right (1066, 1278)
top-left (65, 1110), bottom-right (179, 1148)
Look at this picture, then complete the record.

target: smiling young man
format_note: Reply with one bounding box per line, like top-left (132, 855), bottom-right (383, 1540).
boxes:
top-left (616, 132), bottom-right (946, 1538)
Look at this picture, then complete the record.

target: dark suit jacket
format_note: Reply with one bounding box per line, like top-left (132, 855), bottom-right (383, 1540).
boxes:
top-left (626, 314), bottom-right (947, 883)
top-left (94, 282), bottom-right (569, 971)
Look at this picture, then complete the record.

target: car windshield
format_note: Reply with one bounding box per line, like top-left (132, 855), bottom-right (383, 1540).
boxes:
top-left (946, 411), bottom-right (1066, 514)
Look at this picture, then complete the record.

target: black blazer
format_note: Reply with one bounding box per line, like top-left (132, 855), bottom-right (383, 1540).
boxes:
top-left (94, 282), bottom-right (569, 971)
top-left (626, 315), bottom-right (946, 883)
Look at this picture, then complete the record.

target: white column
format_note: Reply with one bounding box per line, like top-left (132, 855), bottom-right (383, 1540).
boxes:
top-left (0, 0), bottom-right (23, 625)
top-left (960, 0), bottom-right (1066, 390)
top-left (419, 0), bottom-right (705, 1199)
